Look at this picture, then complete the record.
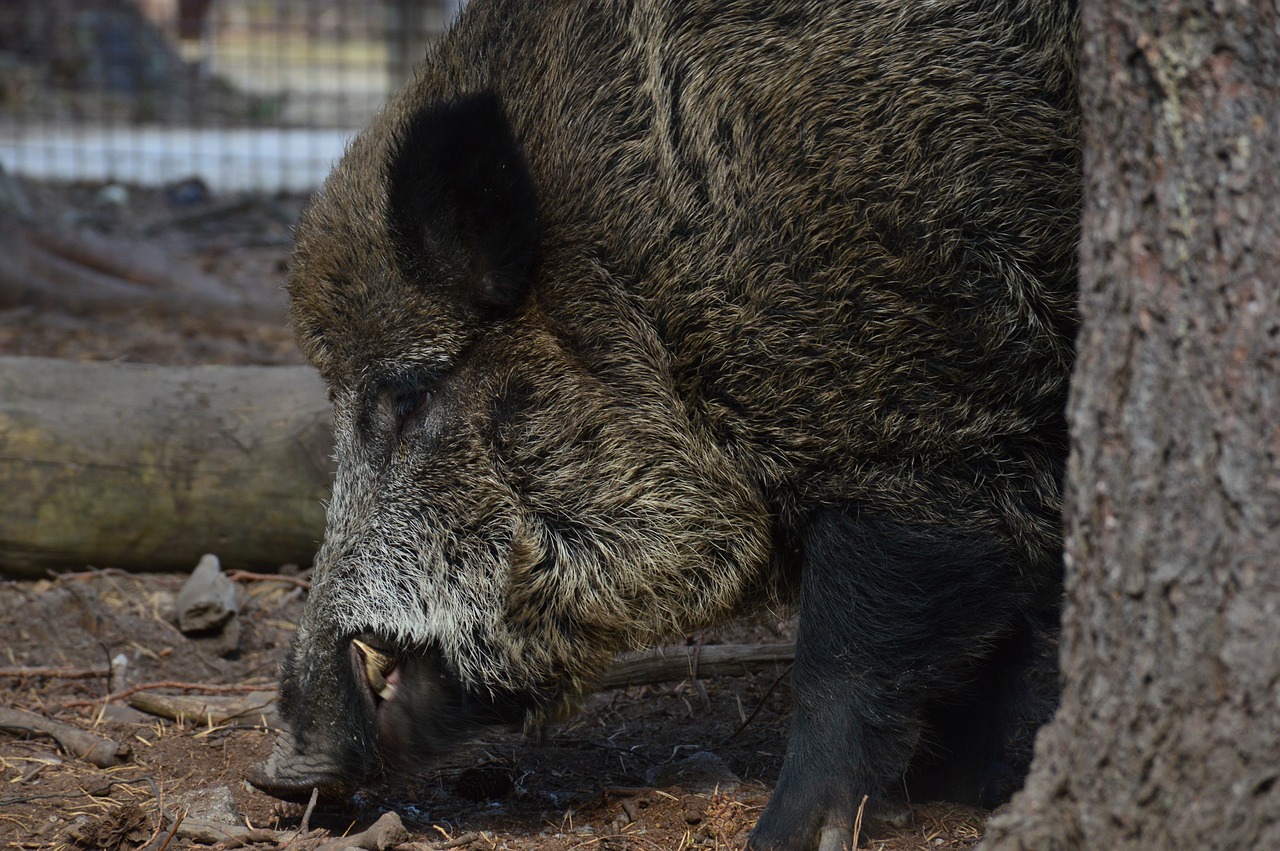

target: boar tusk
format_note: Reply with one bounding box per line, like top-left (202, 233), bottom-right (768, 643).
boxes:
top-left (352, 638), bottom-right (397, 701)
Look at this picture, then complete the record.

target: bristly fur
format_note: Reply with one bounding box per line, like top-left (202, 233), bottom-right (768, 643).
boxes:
top-left (272, 0), bottom-right (1080, 843)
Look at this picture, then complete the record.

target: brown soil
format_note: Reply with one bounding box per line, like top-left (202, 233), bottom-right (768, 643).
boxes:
top-left (0, 179), bottom-right (991, 851)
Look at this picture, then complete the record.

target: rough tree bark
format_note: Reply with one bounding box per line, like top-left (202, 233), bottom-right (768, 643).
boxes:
top-left (982, 2), bottom-right (1280, 849)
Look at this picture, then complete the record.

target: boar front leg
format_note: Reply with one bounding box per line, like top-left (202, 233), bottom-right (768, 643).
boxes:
top-left (749, 507), bottom-right (1035, 851)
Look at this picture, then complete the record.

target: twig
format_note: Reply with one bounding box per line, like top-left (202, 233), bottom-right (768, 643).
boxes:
top-left (721, 662), bottom-right (793, 744)
top-left (142, 776), bottom-right (167, 851)
top-left (156, 808), bottom-right (185, 851)
top-left (299, 787), bottom-right (319, 835)
top-left (0, 665), bottom-right (111, 679)
top-left (599, 643), bottom-right (796, 691)
top-left (48, 567), bottom-right (135, 581)
top-left (63, 680), bottom-right (276, 710)
top-left (0, 778), bottom-right (128, 806)
top-left (851, 794), bottom-right (868, 850)
top-left (432, 832), bottom-right (482, 849)
top-left (226, 570), bottom-right (312, 590)
top-left (689, 638), bottom-right (711, 711)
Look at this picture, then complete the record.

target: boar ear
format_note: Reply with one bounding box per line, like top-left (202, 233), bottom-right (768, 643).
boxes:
top-left (385, 91), bottom-right (539, 318)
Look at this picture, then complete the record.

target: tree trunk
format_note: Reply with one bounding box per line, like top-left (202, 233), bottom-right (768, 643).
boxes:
top-left (0, 358), bottom-right (332, 578)
top-left (981, 3), bottom-right (1280, 849)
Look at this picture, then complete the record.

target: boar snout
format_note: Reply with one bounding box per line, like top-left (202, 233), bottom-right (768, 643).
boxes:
top-left (254, 631), bottom-right (535, 802)
top-left (248, 728), bottom-right (349, 803)
top-left (250, 630), bottom-right (381, 801)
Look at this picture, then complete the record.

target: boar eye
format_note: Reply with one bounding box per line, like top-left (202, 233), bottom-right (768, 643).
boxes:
top-left (393, 386), bottom-right (433, 434)
top-left (366, 371), bottom-right (445, 440)
top-left (365, 371), bottom-right (440, 439)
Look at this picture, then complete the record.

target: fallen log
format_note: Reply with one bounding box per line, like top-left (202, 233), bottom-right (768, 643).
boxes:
top-left (0, 356), bottom-right (333, 577)
top-left (0, 211), bottom-right (287, 322)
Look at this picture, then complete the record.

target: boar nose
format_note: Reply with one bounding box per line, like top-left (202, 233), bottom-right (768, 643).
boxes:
top-left (352, 637), bottom-right (400, 702)
top-left (247, 729), bottom-right (348, 802)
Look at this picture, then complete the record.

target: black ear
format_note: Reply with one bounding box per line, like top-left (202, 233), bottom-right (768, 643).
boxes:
top-left (385, 91), bottom-right (539, 318)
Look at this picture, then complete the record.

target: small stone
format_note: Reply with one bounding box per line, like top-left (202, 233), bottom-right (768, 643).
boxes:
top-left (173, 784), bottom-right (240, 827)
top-left (176, 554), bottom-right (238, 634)
top-left (94, 183), bottom-right (129, 207)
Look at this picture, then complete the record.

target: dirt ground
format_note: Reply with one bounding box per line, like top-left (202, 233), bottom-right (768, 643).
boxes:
top-left (0, 179), bottom-right (994, 851)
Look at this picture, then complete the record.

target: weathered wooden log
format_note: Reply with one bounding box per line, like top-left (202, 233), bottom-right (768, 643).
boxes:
top-left (0, 357), bottom-right (332, 577)
top-left (0, 212), bottom-right (288, 322)
top-left (127, 690), bottom-right (278, 726)
top-left (0, 706), bottom-right (130, 767)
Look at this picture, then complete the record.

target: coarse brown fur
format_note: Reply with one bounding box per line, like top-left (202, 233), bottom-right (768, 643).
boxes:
top-left (260, 2), bottom-right (1080, 849)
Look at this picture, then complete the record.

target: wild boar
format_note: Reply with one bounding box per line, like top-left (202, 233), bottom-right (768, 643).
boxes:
top-left (251, 2), bottom-right (1080, 849)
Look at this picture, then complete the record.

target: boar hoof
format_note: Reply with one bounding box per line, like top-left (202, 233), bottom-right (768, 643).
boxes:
top-left (817, 827), bottom-right (856, 851)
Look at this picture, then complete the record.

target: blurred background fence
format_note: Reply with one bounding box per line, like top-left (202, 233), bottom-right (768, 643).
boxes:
top-left (0, 0), bottom-right (460, 193)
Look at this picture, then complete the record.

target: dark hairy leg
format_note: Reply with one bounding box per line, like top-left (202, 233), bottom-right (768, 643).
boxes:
top-left (748, 507), bottom-right (1048, 851)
